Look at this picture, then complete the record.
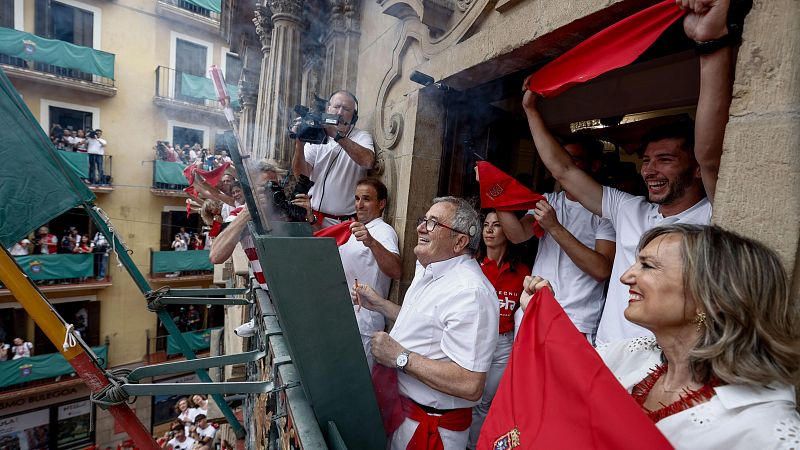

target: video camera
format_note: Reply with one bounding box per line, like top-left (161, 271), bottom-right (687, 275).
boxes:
top-left (266, 174), bottom-right (315, 222)
top-left (288, 94), bottom-right (343, 145)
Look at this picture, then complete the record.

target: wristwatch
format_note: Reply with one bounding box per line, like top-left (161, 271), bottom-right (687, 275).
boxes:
top-left (395, 350), bottom-right (411, 372)
top-left (333, 131), bottom-right (345, 142)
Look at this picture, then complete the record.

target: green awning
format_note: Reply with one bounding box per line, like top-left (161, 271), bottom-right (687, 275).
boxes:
top-left (167, 327), bottom-right (222, 355)
top-left (180, 72), bottom-right (240, 108)
top-left (58, 151), bottom-right (89, 179)
top-left (0, 27), bottom-right (115, 79)
top-left (15, 253), bottom-right (94, 280)
top-left (0, 68), bottom-right (95, 249)
top-left (184, 0), bottom-right (222, 14)
top-left (0, 346), bottom-right (107, 388)
top-left (151, 250), bottom-right (212, 273)
top-left (154, 160), bottom-right (189, 187)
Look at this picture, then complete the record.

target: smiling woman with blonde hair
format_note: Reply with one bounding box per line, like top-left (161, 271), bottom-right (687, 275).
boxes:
top-left (593, 224), bottom-right (800, 449)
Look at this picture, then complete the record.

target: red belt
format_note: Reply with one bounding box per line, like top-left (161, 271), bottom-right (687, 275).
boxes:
top-left (401, 396), bottom-right (471, 450)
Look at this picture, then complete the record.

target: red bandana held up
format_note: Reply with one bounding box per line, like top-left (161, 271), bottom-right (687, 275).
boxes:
top-left (526, 0), bottom-right (686, 97)
top-left (476, 161), bottom-right (545, 238)
top-left (312, 220), bottom-right (354, 246)
top-left (476, 288), bottom-right (673, 450)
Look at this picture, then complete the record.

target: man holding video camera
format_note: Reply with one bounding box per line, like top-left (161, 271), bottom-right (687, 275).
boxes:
top-left (291, 90), bottom-right (375, 228)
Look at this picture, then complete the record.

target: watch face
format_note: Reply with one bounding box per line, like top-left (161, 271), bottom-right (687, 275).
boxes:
top-left (396, 353), bottom-right (409, 368)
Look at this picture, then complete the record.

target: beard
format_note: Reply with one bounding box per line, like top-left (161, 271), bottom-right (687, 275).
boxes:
top-left (648, 167), bottom-right (697, 205)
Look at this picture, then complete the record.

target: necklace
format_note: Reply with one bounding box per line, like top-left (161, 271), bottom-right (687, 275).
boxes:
top-left (631, 364), bottom-right (720, 423)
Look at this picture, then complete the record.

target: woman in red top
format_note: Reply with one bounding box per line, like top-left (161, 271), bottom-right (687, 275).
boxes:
top-left (468, 210), bottom-right (530, 449)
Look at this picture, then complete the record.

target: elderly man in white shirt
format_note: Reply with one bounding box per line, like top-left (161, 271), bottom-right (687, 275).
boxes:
top-left (355, 196), bottom-right (498, 450)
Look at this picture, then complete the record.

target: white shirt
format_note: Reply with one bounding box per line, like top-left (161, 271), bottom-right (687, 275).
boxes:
top-left (195, 423), bottom-right (216, 441)
top-left (305, 128), bottom-right (374, 217)
top-left (8, 239), bottom-right (30, 256)
top-left (87, 137), bottom-right (107, 155)
top-left (598, 337), bottom-right (800, 450)
top-left (338, 218), bottom-right (399, 369)
top-left (390, 255), bottom-right (499, 409)
top-left (597, 187), bottom-right (712, 344)
top-left (527, 191), bottom-right (615, 333)
top-left (167, 436), bottom-right (196, 450)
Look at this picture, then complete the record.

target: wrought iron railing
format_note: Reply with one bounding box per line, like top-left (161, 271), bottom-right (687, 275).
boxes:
top-left (158, 0), bottom-right (221, 21)
top-left (0, 53), bottom-right (115, 87)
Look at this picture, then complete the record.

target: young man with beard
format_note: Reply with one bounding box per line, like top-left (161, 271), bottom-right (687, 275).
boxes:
top-left (521, 0), bottom-right (732, 344)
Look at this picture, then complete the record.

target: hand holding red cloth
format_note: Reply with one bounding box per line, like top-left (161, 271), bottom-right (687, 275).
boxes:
top-left (526, 0), bottom-right (686, 97)
top-left (476, 161), bottom-right (546, 238)
top-left (476, 288), bottom-right (673, 449)
top-left (312, 220), bottom-right (354, 246)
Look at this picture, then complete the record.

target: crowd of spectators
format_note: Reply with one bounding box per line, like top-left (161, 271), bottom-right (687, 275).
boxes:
top-left (157, 395), bottom-right (218, 450)
top-left (154, 141), bottom-right (231, 170)
top-left (4, 225), bottom-right (109, 285)
top-left (50, 124), bottom-right (109, 185)
top-left (0, 337), bottom-right (34, 361)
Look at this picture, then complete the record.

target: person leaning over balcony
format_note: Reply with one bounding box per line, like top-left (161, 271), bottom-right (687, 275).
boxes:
top-left (291, 90), bottom-right (375, 228)
top-left (86, 129), bottom-right (107, 185)
top-left (209, 160), bottom-right (281, 291)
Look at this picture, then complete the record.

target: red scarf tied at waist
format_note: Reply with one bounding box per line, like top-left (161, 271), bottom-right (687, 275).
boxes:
top-left (402, 397), bottom-right (471, 450)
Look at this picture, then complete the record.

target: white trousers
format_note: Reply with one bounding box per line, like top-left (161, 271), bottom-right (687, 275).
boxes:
top-left (467, 332), bottom-right (514, 449)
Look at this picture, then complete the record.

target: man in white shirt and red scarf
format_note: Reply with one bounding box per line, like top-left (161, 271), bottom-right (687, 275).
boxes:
top-left (355, 196), bottom-right (498, 450)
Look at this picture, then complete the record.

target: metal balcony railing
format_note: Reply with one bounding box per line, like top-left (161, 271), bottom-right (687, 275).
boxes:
top-left (154, 66), bottom-right (240, 110)
top-left (56, 150), bottom-right (113, 186)
top-left (158, 0), bottom-right (221, 21)
top-left (149, 249), bottom-right (213, 279)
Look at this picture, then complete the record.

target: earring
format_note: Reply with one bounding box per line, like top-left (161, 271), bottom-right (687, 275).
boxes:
top-left (693, 312), bottom-right (707, 331)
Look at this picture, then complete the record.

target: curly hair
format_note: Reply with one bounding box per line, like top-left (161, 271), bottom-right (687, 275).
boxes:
top-left (638, 224), bottom-right (800, 386)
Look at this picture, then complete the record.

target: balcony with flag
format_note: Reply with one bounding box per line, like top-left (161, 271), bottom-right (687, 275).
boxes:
top-left (149, 249), bottom-right (213, 283)
top-left (154, 65), bottom-right (240, 118)
top-left (0, 27), bottom-right (116, 96)
top-left (156, 0), bottom-right (222, 34)
top-left (0, 253), bottom-right (113, 297)
top-left (151, 159), bottom-right (190, 197)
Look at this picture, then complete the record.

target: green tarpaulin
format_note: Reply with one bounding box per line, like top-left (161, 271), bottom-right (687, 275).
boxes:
top-left (152, 250), bottom-right (212, 273)
top-left (15, 253), bottom-right (94, 280)
top-left (167, 327), bottom-right (221, 355)
top-left (0, 346), bottom-right (107, 388)
top-left (184, 0), bottom-right (222, 14)
top-left (0, 69), bottom-right (95, 248)
top-left (154, 160), bottom-right (189, 186)
top-left (180, 72), bottom-right (240, 108)
top-left (0, 27), bottom-right (115, 79)
top-left (58, 151), bottom-right (89, 179)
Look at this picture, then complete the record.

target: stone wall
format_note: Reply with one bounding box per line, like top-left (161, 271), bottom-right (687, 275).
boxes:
top-left (712, 0), bottom-right (800, 295)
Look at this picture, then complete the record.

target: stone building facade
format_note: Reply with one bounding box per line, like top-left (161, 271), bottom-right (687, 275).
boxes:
top-left (238, 0), bottom-right (799, 298)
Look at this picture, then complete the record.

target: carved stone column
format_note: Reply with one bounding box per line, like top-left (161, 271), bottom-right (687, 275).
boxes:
top-left (252, 0), bottom-right (305, 168)
top-left (237, 78), bottom-right (260, 152)
top-left (322, 0), bottom-right (360, 94)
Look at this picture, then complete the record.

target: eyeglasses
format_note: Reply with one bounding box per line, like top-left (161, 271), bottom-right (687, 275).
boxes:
top-left (417, 217), bottom-right (467, 235)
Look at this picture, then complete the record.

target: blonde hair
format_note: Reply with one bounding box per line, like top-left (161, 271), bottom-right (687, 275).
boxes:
top-left (200, 199), bottom-right (222, 225)
top-left (639, 224), bottom-right (800, 386)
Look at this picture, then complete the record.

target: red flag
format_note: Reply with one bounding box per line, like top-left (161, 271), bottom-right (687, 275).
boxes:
top-left (313, 220), bottom-right (353, 246)
top-left (477, 161), bottom-right (546, 238)
top-left (477, 289), bottom-right (673, 450)
top-left (184, 161), bottom-right (231, 187)
top-left (527, 0), bottom-right (686, 97)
